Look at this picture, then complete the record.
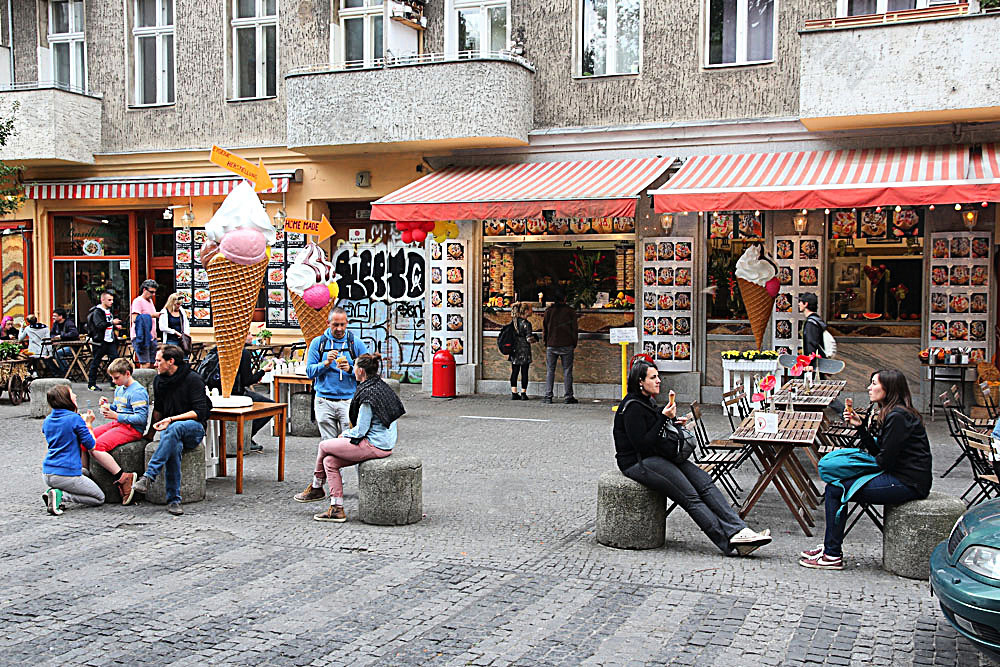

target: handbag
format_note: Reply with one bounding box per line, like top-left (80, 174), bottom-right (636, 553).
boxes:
top-left (178, 333), bottom-right (192, 355)
top-left (659, 419), bottom-right (698, 464)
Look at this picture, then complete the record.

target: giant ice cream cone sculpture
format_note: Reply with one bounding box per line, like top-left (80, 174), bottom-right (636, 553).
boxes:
top-left (203, 181), bottom-right (277, 398)
top-left (287, 242), bottom-right (339, 347)
top-left (735, 245), bottom-right (780, 350)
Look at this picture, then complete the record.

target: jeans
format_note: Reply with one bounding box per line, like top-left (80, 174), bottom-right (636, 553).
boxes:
top-left (823, 472), bottom-right (921, 557)
top-left (43, 347), bottom-right (74, 376)
top-left (244, 390), bottom-right (275, 437)
top-left (315, 396), bottom-right (351, 440)
top-left (88, 341), bottom-right (118, 386)
top-left (624, 457), bottom-right (746, 554)
top-left (545, 346), bottom-right (575, 400)
top-left (42, 473), bottom-right (104, 506)
top-left (145, 420), bottom-right (205, 505)
top-left (510, 364), bottom-right (529, 390)
top-left (132, 337), bottom-right (158, 364)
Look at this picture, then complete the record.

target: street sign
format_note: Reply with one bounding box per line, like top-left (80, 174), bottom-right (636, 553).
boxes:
top-left (284, 215), bottom-right (335, 242)
top-left (609, 327), bottom-right (638, 344)
top-left (209, 145), bottom-right (274, 193)
top-left (348, 228), bottom-right (366, 243)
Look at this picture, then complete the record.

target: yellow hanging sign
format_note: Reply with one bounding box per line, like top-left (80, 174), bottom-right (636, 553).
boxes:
top-left (209, 145), bottom-right (275, 193)
top-left (284, 214), bottom-right (335, 243)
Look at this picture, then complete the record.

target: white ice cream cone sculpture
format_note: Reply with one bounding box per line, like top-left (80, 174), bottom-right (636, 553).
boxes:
top-left (735, 245), bottom-right (780, 351)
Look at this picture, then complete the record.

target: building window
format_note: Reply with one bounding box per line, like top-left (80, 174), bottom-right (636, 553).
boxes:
top-left (450, 0), bottom-right (508, 58)
top-left (836, 0), bottom-right (956, 15)
top-left (580, 0), bottom-right (641, 76)
top-left (339, 0), bottom-right (383, 68)
top-left (133, 0), bottom-right (174, 105)
top-left (48, 0), bottom-right (86, 90)
top-left (705, 0), bottom-right (775, 67)
top-left (232, 0), bottom-right (277, 99)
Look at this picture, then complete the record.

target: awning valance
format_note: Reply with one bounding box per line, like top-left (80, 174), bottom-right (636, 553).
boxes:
top-left (651, 145), bottom-right (1000, 212)
top-left (370, 157), bottom-right (674, 221)
top-left (24, 171), bottom-right (298, 200)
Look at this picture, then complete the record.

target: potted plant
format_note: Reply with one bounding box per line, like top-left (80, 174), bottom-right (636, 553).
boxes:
top-left (256, 329), bottom-right (272, 345)
top-left (0, 341), bottom-right (21, 360)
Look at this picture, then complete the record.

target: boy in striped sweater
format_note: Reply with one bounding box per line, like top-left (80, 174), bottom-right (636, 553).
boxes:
top-left (86, 358), bottom-right (150, 504)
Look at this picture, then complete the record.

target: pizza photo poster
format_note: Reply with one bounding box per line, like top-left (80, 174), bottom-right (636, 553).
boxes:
top-left (927, 232), bottom-right (992, 362)
top-left (174, 227), bottom-right (213, 327)
top-left (428, 238), bottom-right (468, 363)
top-left (640, 236), bottom-right (694, 372)
top-left (772, 235), bottom-right (822, 355)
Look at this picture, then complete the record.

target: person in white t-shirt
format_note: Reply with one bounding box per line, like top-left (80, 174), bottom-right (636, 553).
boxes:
top-left (87, 291), bottom-right (121, 391)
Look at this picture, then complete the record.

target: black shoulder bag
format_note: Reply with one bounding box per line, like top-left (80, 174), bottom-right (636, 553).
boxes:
top-left (622, 397), bottom-right (697, 464)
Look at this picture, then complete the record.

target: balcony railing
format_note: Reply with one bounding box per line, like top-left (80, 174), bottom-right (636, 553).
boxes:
top-left (286, 50), bottom-right (534, 75)
top-left (0, 80), bottom-right (99, 97)
top-left (803, 2), bottom-right (969, 30)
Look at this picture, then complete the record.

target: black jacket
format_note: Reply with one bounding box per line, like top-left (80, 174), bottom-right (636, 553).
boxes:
top-left (857, 406), bottom-right (932, 498)
top-left (802, 313), bottom-right (825, 356)
top-left (613, 394), bottom-right (670, 471)
top-left (153, 362), bottom-right (211, 426)
top-left (52, 317), bottom-right (79, 341)
top-left (543, 303), bottom-right (578, 348)
top-left (237, 348), bottom-right (266, 396)
top-left (87, 306), bottom-right (115, 342)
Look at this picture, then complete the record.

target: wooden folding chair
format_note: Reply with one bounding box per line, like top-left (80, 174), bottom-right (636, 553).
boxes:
top-left (979, 381), bottom-right (999, 420)
top-left (960, 427), bottom-right (1000, 507)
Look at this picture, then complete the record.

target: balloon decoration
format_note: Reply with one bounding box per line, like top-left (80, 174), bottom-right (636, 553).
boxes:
top-left (395, 221), bottom-right (437, 245)
top-left (431, 220), bottom-right (460, 242)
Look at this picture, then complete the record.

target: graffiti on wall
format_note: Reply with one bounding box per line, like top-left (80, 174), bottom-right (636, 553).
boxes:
top-left (333, 234), bottom-right (426, 383)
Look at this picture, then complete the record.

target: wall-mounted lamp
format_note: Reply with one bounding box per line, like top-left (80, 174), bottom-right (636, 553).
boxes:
top-left (180, 210), bottom-right (195, 227)
top-left (273, 208), bottom-right (287, 229)
top-left (162, 208), bottom-right (173, 220)
top-left (659, 213), bottom-right (674, 235)
top-left (793, 211), bottom-right (808, 234)
top-left (962, 208), bottom-right (978, 230)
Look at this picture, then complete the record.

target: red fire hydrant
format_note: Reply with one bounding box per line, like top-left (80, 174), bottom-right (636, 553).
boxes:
top-left (432, 349), bottom-right (456, 398)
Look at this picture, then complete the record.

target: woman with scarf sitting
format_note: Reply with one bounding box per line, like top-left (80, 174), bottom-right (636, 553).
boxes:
top-left (293, 353), bottom-right (405, 522)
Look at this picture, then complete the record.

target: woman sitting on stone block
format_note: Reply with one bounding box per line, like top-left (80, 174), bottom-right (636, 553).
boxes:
top-left (800, 369), bottom-right (932, 571)
top-left (293, 353), bottom-right (406, 523)
top-left (613, 359), bottom-right (771, 556)
top-left (40, 384), bottom-right (104, 514)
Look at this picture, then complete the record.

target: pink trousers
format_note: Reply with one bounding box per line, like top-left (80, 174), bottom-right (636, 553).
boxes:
top-left (313, 438), bottom-right (391, 499)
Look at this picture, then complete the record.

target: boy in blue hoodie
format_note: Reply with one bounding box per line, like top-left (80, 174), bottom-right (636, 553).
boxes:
top-left (307, 308), bottom-right (368, 440)
top-left (41, 384), bottom-right (103, 514)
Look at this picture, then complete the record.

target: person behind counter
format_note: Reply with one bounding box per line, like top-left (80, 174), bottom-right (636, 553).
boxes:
top-left (614, 359), bottom-right (772, 556)
top-left (800, 369), bottom-right (931, 570)
top-left (543, 290), bottom-right (578, 405)
top-left (508, 302), bottom-right (536, 401)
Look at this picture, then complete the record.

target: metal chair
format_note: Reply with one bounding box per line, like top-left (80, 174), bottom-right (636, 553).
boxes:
top-left (959, 426), bottom-right (1000, 507)
top-left (979, 381), bottom-right (999, 420)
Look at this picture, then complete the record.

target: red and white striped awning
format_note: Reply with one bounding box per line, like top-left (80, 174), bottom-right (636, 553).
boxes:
top-left (651, 146), bottom-right (1000, 212)
top-left (24, 172), bottom-right (295, 200)
top-left (369, 157), bottom-right (674, 221)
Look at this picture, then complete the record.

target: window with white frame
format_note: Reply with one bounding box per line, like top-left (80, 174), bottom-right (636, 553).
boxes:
top-left (339, 0), bottom-right (383, 67)
top-left (580, 0), bottom-right (640, 76)
top-left (836, 0), bottom-right (957, 16)
top-left (232, 0), bottom-right (277, 99)
top-left (133, 0), bottom-right (174, 105)
top-left (450, 0), bottom-right (508, 58)
top-left (705, 0), bottom-right (774, 67)
top-left (48, 0), bottom-right (86, 90)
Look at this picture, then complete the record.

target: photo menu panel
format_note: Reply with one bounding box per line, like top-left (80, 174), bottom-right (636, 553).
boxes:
top-left (928, 231), bottom-right (992, 363)
top-left (640, 236), bottom-right (694, 372)
top-left (772, 235), bottom-right (822, 355)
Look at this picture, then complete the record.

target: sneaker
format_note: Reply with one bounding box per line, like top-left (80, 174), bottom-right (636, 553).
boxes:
top-left (519, 393), bottom-right (529, 401)
top-left (248, 441), bottom-right (264, 453)
top-left (511, 393), bottom-right (519, 401)
top-left (132, 475), bottom-right (151, 495)
top-left (564, 397), bottom-right (579, 404)
top-left (117, 472), bottom-right (137, 505)
top-left (42, 488), bottom-right (63, 516)
top-left (800, 544), bottom-right (824, 559)
top-left (543, 397), bottom-right (553, 404)
top-left (87, 385), bottom-right (100, 391)
top-left (294, 485), bottom-right (327, 503)
top-left (729, 527), bottom-right (772, 552)
top-left (799, 554), bottom-right (843, 570)
top-left (166, 502), bottom-right (184, 516)
top-left (314, 505), bottom-right (347, 522)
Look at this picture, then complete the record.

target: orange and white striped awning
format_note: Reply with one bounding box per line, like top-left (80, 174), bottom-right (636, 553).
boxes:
top-left (24, 172), bottom-right (295, 200)
top-left (369, 157), bottom-right (674, 221)
top-left (651, 145), bottom-right (1000, 212)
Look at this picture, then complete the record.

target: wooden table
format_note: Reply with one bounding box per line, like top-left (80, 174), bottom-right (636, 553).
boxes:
top-left (770, 380), bottom-right (847, 410)
top-left (52, 340), bottom-right (91, 381)
top-left (271, 372), bottom-right (313, 402)
top-left (731, 410), bottom-right (824, 536)
top-left (210, 402), bottom-right (288, 494)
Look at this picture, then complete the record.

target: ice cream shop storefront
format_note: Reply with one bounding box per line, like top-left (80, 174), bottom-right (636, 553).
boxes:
top-left (650, 144), bottom-right (1000, 410)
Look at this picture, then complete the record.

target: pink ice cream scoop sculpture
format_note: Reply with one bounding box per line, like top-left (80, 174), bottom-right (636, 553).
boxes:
top-left (302, 283), bottom-right (332, 309)
top-left (765, 277), bottom-right (780, 298)
top-left (219, 228), bottom-right (268, 265)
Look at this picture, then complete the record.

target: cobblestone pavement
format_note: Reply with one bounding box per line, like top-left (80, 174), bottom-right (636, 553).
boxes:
top-left (2, 384), bottom-right (997, 666)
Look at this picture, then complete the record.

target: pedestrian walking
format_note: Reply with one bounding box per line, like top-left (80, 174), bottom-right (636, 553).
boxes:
top-left (614, 359), bottom-right (771, 556)
top-left (798, 293), bottom-right (826, 357)
top-left (86, 291), bottom-right (122, 391)
top-left (130, 279), bottom-right (159, 368)
top-left (86, 358), bottom-right (147, 505)
top-left (508, 302), bottom-right (536, 400)
top-left (40, 384), bottom-right (104, 514)
top-left (800, 369), bottom-right (931, 570)
top-left (294, 353), bottom-right (405, 523)
top-left (543, 290), bottom-right (578, 404)
top-left (306, 307), bottom-right (368, 440)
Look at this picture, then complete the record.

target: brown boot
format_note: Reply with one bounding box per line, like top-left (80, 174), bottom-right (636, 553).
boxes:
top-left (314, 505), bottom-right (347, 522)
top-left (117, 472), bottom-right (137, 505)
top-left (294, 484), bottom-right (327, 503)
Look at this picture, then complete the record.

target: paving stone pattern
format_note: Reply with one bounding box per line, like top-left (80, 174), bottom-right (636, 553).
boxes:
top-left (2, 384), bottom-right (996, 666)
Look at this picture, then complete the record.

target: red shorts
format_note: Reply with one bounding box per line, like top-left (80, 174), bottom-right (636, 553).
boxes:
top-left (92, 422), bottom-right (143, 452)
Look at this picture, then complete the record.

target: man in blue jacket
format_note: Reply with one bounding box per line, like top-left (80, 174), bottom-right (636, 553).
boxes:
top-left (307, 307), bottom-right (368, 440)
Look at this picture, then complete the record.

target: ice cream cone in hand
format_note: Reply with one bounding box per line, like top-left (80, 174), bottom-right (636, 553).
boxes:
top-left (287, 243), bottom-right (339, 347)
top-left (735, 245), bottom-right (779, 350)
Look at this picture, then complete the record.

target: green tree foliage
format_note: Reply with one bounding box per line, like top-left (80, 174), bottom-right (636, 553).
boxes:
top-left (0, 102), bottom-right (23, 217)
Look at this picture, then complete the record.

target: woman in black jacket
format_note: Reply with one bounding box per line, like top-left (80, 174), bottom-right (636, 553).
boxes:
top-left (508, 302), bottom-right (535, 401)
top-left (613, 360), bottom-right (771, 556)
top-left (800, 369), bottom-right (931, 570)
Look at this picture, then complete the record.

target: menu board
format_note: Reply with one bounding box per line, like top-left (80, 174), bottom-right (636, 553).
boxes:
top-left (482, 217), bottom-right (634, 237)
top-left (264, 230), bottom-right (307, 329)
top-left (173, 228), bottom-right (212, 327)
top-left (428, 238), bottom-right (468, 363)
top-left (928, 231), bottom-right (992, 362)
top-left (772, 235), bottom-right (822, 355)
top-left (640, 236), bottom-right (694, 372)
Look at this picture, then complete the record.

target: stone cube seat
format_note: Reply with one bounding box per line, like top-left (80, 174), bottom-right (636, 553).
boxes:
top-left (597, 469), bottom-right (666, 550)
top-left (30, 378), bottom-right (71, 418)
top-left (89, 439), bottom-right (148, 503)
top-left (290, 391), bottom-right (320, 437)
top-left (883, 491), bottom-right (965, 580)
top-left (142, 440), bottom-right (206, 505)
top-left (358, 454), bottom-right (422, 525)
